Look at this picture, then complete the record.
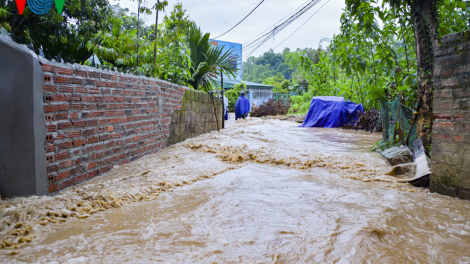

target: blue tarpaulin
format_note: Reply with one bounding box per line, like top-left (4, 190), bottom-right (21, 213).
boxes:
top-left (299, 96), bottom-right (364, 128)
top-left (235, 95), bottom-right (250, 120)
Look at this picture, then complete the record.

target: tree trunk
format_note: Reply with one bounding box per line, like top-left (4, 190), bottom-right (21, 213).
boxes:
top-left (410, 0), bottom-right (438, 154)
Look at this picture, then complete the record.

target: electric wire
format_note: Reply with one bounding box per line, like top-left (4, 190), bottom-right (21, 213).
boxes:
top-left (212, 0), bottom-right (266, 40)
top-left (242, 0), bottom-right (323, 57)
top-left (273, 0), bottom-right (330, 50)
top-left (241, 0), bottom-right (311, 45)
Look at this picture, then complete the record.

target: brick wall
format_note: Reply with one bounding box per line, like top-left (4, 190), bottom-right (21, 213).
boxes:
top-left (39, 59), bottom-right (210, 194)
top-left (431, 30), bottom-right (470, 199)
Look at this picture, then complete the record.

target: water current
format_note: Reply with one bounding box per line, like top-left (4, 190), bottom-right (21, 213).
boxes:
top-left (1, 117), bottom-right (470, 263)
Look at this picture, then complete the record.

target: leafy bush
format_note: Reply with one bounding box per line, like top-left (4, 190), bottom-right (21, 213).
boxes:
top-left (250, 98), bottom-right (290, 117)
top-left (342, 108), bottom-right (382, 132)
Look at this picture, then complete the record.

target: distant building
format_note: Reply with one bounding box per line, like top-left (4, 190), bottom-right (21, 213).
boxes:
top-left (215, 79), bottom-right (273, 110)
top-left (209, 39), bottom-right (242, 80)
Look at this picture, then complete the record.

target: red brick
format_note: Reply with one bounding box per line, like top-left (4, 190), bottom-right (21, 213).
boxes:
top-left (106, 126), bottom-right (114, 132)
top-left (53, 95), bottom-right (68, 102)
top-left (67, 131), bottom-right (80, 138)
top-left (453, 134), bottom-right (464, 142)
top-left (59, 178), bottom-right (74, 189)
top-left (73, 121), bottom-right (86, 127)
top-left (74, 139), bottom-right (86, 147)
top-left (81, 129), bottom-right (94, 136)
top-left (101, 165), bottom-right (111, 173)
top-left (88, 137), bottom-right (99, 144)
top-left (88, 170), bottom-right (99, 178)
top-left (57, 141), bottom-right (72, 149)
top-left (72, 103), bottom-right (85, 110)
top-left (45, 144), bottom-right (55, 153)
top-left (110, 133), bottom-right (121, 139)
top-left (97, 81), bottom-right (107, 87)
top-left (58, 122), bottom-right (72, 130)
top-left (59, 86), bottom-right (73, 93)
top-left (100, 135), bottom-right (110, 141)
top-left (105, 96), bottom-right (115, 102)
top-left (54, 76), bottom-right (70, 84)
top-left (60, 160), bottom-right (73, 168)
top-left (89, 72), bottom-right (100, 78)
top-left (56, 170), bottom-right (70, 181)
top-left (46, 124), bottom-right (56, 132)
top-left (48, 184), bottom-right (59, 193)
top-left (75, 87), bottom-right (87, 93)
top-left (43, 105), bottom-right (54, 113)
top-left (110, 118), bottom-right (120, 123)
top-left (41, 64), bottom-right (56, 73)
top-left (58, 67), bottom-right (73, 75)
top-left (47, 164), bottom-right (58, 172)
top-left (53, 113), bottom-right (68, 121)
top-left (89, 88), bottom-right (100, 94)
top-left (74, 70), bottom-right (87, 77)
top-left (71, 112), bottom-right (79, 119)
top-left (87, 119), bottom-right (98, 126)
top-left (56, 104), bottom-right (70, 111)
top-left (43, 85), bottom-right (56, 92)
top-left (55, 151), bottom-right (70, 160)
top-left (88, 162), bottom-right (97, 169)
top-left (75, 174), bottom-right (87, 183)
top-left (81, 96), bottom-right (94, 102)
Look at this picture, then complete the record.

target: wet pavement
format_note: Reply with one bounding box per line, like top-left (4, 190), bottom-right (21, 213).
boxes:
top-left (1, 117), bottom-right (470, 263)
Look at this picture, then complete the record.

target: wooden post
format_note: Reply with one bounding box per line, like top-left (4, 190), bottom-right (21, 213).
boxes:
top-left (221, 72), bottom-right (225, 129)
top-left (211, 93), bottom-right (220, 132)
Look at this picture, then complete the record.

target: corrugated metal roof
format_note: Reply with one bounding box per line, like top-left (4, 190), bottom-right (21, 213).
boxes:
top-left (214, 79), bottom-right (273, 89)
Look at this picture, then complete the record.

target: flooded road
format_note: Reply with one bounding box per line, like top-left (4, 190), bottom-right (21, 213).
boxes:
top-left (2, 118), bottom-right (470, 263)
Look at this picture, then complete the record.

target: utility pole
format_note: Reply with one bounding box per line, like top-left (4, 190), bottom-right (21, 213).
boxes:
top-left (221, 72), bottom-right (225, 129)
top-left (153, 0), bottom-right (159, 67)
top-left (136, 0), bottom-right (141, 67)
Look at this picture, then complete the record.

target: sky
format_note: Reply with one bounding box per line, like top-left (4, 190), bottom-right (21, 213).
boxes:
top-left (115, 0), bottom-right (346, 59)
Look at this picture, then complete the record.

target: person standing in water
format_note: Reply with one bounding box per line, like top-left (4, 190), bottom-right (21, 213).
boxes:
top-left (235, 91), bottom-right (250, 120)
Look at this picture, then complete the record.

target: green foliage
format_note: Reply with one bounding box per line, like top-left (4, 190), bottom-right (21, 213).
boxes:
top-left (186, 23), bottom-right (238, 91)
top-left (0, 0), bottom-right (112, 63)
top-left (225, 82), bottom-right (247, 111)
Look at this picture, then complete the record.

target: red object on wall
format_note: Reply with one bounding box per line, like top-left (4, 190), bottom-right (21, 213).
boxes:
top-left (15, 0), bottom-right (26, 14)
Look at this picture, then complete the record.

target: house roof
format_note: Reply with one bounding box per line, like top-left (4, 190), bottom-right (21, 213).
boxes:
top-left (214, 79), bottom-right (273, 90)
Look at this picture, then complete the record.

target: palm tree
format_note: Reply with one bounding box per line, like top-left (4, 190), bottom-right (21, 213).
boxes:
top-left (186, 23), bottom-right (238, 91)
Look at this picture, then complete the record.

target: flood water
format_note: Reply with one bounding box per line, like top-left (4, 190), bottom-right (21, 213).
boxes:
top-left (2, 118), bottom-right (470, 263)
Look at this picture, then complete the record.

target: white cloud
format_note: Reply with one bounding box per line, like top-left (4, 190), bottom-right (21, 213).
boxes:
top-left (113, 0), bottom-right (345, 58)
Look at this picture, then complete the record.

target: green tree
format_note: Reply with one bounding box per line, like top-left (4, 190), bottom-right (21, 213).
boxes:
top-left (186, 23), bottom-right (238, 91)
top-left (0, 0), bottom-right (112, 63)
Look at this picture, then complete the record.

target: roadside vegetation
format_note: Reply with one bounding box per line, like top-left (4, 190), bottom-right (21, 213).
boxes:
top-left (243, 0), bottom-right (469, 150)
top-left (0, 1), bottom-right (237, 91)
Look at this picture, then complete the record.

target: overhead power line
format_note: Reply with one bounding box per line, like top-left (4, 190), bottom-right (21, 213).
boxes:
top-left (212, 0), bottom-right (266, 40)
top-left (242, 0), bottom-right (324, 58)
top-left (274, 0), bottom-right (331, 50)
top-left (241, 0), bottom-right (311, 46)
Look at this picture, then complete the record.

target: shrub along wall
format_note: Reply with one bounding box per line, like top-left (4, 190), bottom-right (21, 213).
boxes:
top-left (0, 37), bottom-right (223, 197)
top-left (431, 30), bottom-right (470, 200)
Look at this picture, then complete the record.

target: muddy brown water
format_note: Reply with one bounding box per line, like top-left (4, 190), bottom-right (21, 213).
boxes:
top-left (1, 118), bottom-right (470, 263)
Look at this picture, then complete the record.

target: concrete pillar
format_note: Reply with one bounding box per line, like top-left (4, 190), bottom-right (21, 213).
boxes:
top-left (0, 36), bottom-right (47, 198)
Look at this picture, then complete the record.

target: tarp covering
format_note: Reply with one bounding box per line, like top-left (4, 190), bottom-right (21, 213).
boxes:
top-left (299, 96), bottom-right (364, 128)
top-left (235, 95), bottom-right (250, 120)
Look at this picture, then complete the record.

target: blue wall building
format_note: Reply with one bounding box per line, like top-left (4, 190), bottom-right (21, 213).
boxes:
top-left (209, 39), bottom-right (242, 80)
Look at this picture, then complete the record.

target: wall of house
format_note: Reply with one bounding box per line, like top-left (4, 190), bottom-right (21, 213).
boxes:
top-left (431, 30), bottom-right (470, 200)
